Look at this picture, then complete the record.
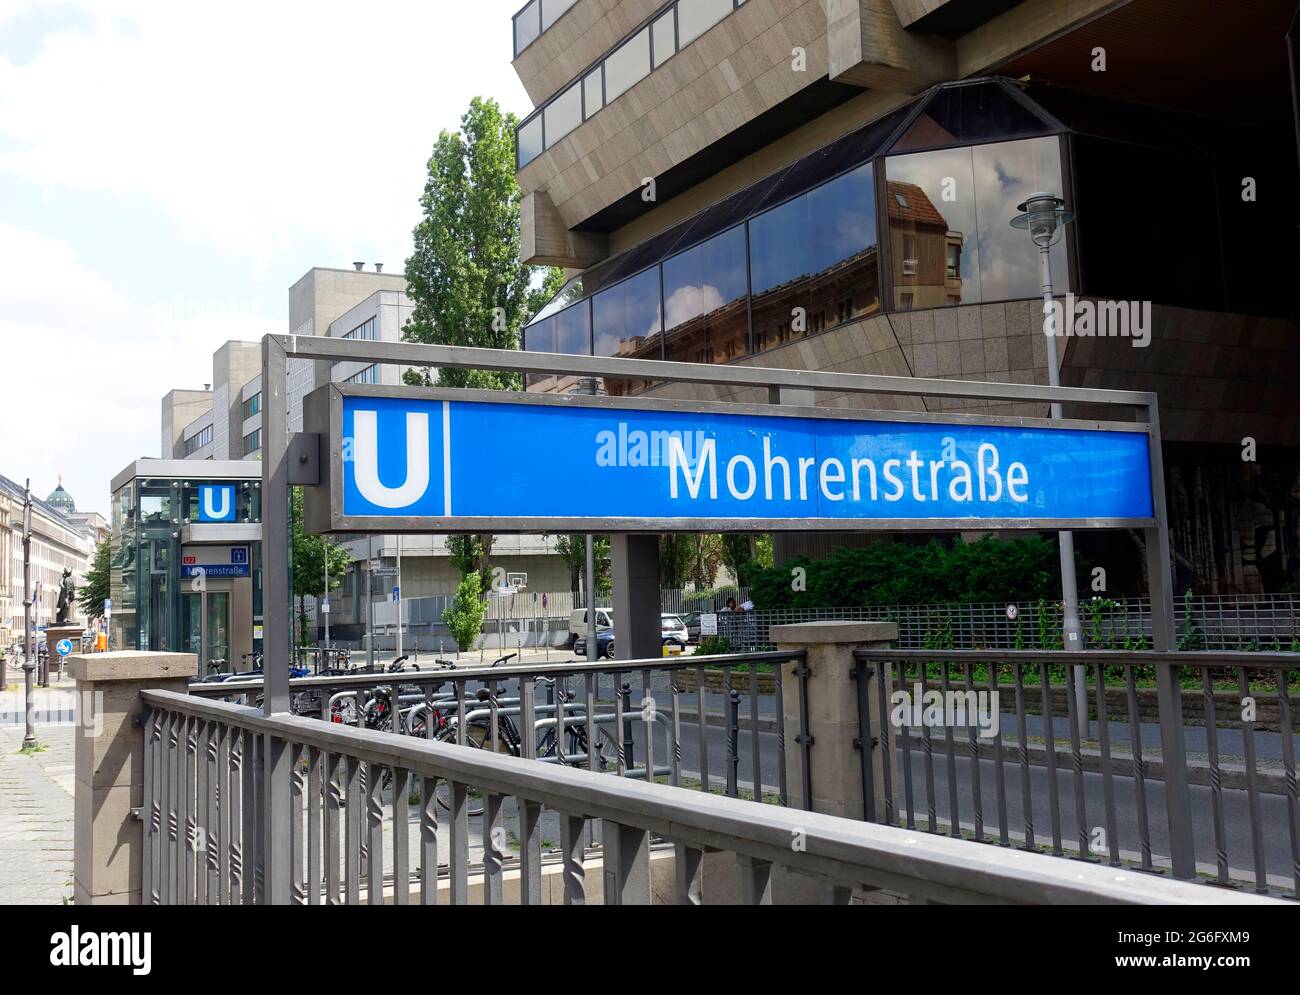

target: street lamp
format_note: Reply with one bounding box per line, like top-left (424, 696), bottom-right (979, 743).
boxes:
top-left (1011, 193), bottom-right (1088, 729)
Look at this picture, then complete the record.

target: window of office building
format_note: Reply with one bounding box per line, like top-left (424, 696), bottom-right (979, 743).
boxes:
top-left (604, 27), bottom-right (651, 103)
top-left (663, 225), bottom-right (748, 365)
top-left (583, 69), bottom-right (603, 120)
top-left (344, 365), bottom-right (380, 385)
top-left (343, 317), bottom-right (377, 341)
top-left (183, 425), bottom-right (212, 456)
top-left (241, 392), bottom-right (261, 419)
top-left (544, 83), bottom-right (583, 147)
top-left (677, 0), bottom-right (733, 47)
top-left (749, 193), bottom-right (810, 354)
top-left (652, 10), bottom-right (676, 68)
top-left (884, 135), bottom-right (1067, 307)
top-left (243, 429), bottom-right (262, 456)
top-left (518, 114), bottom-right (544, 167)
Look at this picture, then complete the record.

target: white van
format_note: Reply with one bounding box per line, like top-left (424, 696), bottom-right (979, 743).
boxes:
top-left (568, 608), bottom-right (613, 648)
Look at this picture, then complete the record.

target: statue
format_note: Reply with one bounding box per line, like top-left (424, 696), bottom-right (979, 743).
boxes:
top-left (56, 567), bottom-right (75, 626)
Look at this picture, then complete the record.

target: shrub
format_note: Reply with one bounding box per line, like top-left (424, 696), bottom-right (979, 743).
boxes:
top-left (443, 573), bottom-right (487, 651)
top-left (694, 635), bottom-right (732, 656)
top-left (747, 536), bottom-right (1070, 610)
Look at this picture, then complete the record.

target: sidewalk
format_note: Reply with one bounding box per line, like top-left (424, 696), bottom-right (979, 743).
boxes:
top-left (0, 716), bottom-right (75, 904)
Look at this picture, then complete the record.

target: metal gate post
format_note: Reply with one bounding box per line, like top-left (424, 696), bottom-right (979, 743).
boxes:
top-left (1144, 398), bottom-right (1195, 880)
top-left (261, 333), bottom-right (292, 904)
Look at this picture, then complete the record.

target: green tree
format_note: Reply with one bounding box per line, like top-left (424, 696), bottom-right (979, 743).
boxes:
top-left (77, 538), bottom-right (112, 620)
top-left (443, 573), bottom-right (488, 651)
top-left (291, 488), bottom-right (352, 647)
top-left (403, 95), bottom-right (563, 583)
top-left (551, 534), bottom-right (611, 596)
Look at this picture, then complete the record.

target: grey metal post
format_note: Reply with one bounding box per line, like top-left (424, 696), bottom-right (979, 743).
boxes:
top-left (365, 536), bottom-right (375, 670)
top-left (395, 534), bottom-right (403, 660)
top-left (260, 333), bottom-right (292, 904)
top-left (579, 376), bottom-right (599, 665)
top-left (1143, 399), bottom-right (1195, 879)
top-left (21, 481), bottom-right (36, 750)
top-left (1037, 242), bottom-right (1087, 733)
top-left (323, 548), bottom-right (330, 652)
top-left (585, 536), bottom-right (597, 664)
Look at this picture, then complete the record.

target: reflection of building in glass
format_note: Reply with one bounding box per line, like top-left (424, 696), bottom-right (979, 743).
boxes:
top-left (513, 3), bottom-right (1300, 594)
top-left (886, 181), bottom-right (962, 310)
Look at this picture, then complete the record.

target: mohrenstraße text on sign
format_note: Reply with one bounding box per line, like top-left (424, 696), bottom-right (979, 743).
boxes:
top-left (335, 395), bottom-right (1154, 526)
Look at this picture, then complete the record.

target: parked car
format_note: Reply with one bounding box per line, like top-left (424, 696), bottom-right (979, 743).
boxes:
top-left (573, 628), bottom-right (616, 660)
top-left (680, 611), bottom-right (703, 642)
top-left (567, 608), bottom-right (613, 649)
top-left (660, 613), bottom-right (688, 647)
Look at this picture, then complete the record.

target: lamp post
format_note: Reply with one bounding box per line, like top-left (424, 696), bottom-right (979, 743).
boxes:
top-left (21, 481), bottom-right (36, 750)
top-left (1011, 192), bottom-right (1088, 733)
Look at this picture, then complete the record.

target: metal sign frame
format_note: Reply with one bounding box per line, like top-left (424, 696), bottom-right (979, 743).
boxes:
top-left (303, 381), bottom-right (1158, 535)
top-left (257, 332), bottom-right (1182, 903)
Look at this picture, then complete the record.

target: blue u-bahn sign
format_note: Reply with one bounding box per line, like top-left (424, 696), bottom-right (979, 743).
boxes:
top-left (302, 385), bottom-right (1155, 534)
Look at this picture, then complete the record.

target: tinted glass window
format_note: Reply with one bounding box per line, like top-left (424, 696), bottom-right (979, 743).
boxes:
top-left (808, 163), bottom-right (880, 329)
top-left (583, 69), bottom-right (603, 119)
top-left (885, 136), bottom-right (1068, 309)
top-left (678, 0), bottom-right (733, 47)
top-left (604, 27), bottom-right (650, 102)
top-left (891, 81), bottom-right (1052, 152)
top-left (593, 267), bottom-right (661, 360)
top-left (514, 1), bottom-right (540, 54)
top-left (749, 195), bottom-right (810, 353)
top-left (970, 137), bottom-right (1068, 302)
top-left (652, 11), bottom-right (676, 68)
top-left (555, 299), bottom-right (592, 355)
top-left (663, 225), bottom-right (748, 364)
top-left (541, 0), bottom-right (576, 31)
top-left (518, 114), bottom-right (543, 167)
top-left (544, 83), bottom-right (582, 148)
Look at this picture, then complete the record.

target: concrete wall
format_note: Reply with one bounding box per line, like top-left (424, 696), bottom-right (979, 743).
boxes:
top-left (161, 389), bottom-right (212, 460)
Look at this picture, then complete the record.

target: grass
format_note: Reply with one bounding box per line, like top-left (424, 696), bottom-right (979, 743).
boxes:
top-left (18, 742), bottom-right (47, 756)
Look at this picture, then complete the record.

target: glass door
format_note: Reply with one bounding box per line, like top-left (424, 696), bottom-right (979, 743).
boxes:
top-left (182, 592), bottom-right (231, 675)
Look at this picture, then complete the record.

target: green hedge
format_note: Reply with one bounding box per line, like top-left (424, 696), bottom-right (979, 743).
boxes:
top-left (748, 536), bottom-right (1069, 610)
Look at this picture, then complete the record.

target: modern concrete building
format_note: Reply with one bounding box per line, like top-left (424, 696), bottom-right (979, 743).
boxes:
top-left (515, 0), bottom-right (1300, 596)
top-left (120, 265), bottom-right (570, 662)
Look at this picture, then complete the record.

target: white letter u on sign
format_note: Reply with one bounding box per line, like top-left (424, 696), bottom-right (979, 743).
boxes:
top-left (202, 487), bottom-right (231, 520)
top-left (353, 410), bottom-right (430, 509)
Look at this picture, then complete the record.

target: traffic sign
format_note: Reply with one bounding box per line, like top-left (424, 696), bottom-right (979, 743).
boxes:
top-left (391, 586), bottom-right (400, 603)
top-left (55, 639), bottom-right (73, 657)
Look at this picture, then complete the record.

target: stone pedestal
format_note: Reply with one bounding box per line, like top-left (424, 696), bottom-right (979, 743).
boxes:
top-left (44, 624), bottom-right (84, 685)
top-left (771, 621), bottom-right (899, 822)
top-left (68, 651), bottom-right (196, 905)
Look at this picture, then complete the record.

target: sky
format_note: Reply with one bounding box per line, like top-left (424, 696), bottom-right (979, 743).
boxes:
top-left (0, 0), bottom-right (531, 516)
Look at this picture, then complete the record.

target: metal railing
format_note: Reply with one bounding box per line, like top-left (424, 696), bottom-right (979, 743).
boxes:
top-left (719, 594), bottom-right (1300, 653)
top-left (191, 651), bottom-right (799, 808)
top-left (139, 683), bottom-right (1282, 905)
top-left (850, 648), bottom-right (1300, 898)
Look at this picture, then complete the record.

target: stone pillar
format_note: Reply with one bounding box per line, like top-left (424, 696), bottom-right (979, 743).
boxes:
top-left (610, 534), bottom-right (660, 660)
top-left (69, 651), bottom-right (196, 905)
top-left (771, 621), bottom-right (898, 821)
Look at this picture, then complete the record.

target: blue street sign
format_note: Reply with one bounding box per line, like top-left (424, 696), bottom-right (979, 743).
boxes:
top-left (198, 484), bottom-right (237, 523)
top-left (180, 545), bottom-right (251, 578)
top-left (392, 586), bottom-right (400, 603)
top-left (55, 639), bottom-right (73, 657)
top-left (329, 393), bottom-right (1154, 530)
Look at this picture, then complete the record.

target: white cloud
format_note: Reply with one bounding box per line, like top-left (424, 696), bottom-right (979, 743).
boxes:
top-left (0, 1), bottom-right (530, 270)
top-left (0, 222), bottom-right (279, 514)
top-left (0, 1), bottom-right (534, 514)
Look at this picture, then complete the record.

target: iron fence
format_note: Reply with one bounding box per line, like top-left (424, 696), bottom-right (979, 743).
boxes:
top-left (717, 594), bottom-right (1300, 653)
top-left (141, 675), bottom-right (1281, 905)
top-left (851, 648), bottom-right (1299, 898)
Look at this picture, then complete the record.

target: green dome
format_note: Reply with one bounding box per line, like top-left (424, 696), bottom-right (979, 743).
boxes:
top-left (46, 476), bottom-right (76, 515)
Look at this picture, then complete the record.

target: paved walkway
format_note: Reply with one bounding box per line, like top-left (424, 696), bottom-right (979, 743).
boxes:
top-left (0, 713), bottom-right (75, 904)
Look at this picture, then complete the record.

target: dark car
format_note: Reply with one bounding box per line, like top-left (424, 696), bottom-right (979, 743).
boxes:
top-left (573, 629), bottom-right (616, 660)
